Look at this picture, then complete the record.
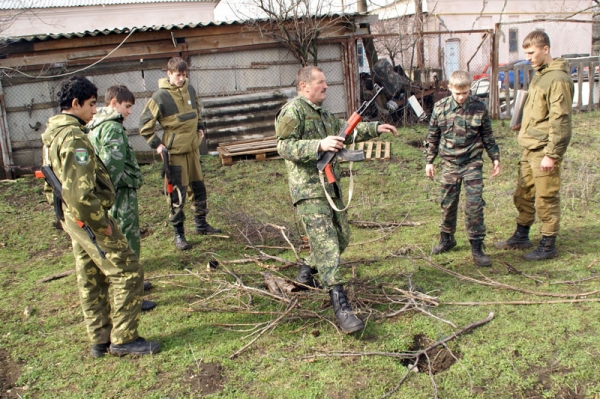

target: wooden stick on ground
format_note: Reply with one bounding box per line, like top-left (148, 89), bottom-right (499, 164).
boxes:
top-left (229, 297), bottom-right (298, 359)
top-left (37, 269), bottom-right (75, 284)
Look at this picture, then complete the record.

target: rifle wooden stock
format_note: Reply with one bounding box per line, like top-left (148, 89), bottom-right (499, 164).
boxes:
top-left (161, 148), bottom-right (174, 194)
top-left (36, 165), bottom-right (106, 259)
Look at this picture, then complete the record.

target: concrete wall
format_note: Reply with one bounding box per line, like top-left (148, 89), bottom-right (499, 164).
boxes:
top-left (0, 2), bottom-right (217, 37)
top-left (425, 0), bottom-right (595, 70)
top-left (372, 0), bottom-right (595, 79)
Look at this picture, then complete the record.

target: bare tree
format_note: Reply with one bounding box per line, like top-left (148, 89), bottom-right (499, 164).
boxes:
top-left (0, 0), bottom-right (40, 38)
top-left (372, 17), bottom-right (413, 68)
top-left (369, 0), bottom-right (436, 71)
top-left (236, 0), bottom-right (350, 66)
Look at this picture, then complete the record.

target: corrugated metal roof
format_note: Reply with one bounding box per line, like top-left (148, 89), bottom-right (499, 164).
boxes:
top-left (1, 13), bottom-right (364, 43)
top-left (2, 20), bottom-right (242, 42)
top-left (0, 0), bottom-right (211, 9)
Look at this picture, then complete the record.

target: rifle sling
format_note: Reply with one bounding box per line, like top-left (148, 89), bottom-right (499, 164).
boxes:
top-left (318, 160), bottom-right (355, 213)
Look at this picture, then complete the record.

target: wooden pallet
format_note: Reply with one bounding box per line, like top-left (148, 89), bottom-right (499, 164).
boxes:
top-left (344, 140), bottom-right (390, 161)
top-left (217, 137), bottom-right (280, 166)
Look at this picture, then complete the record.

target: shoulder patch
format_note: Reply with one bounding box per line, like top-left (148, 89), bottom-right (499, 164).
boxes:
top-left (109, 139), bottom-right (121, 151)
top-left (276, 114), bottom-right (299, 139)
top-left (74, 148), bottom-right (89, 165)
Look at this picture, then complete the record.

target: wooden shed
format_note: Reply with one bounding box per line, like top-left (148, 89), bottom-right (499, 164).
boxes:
top-left (0, 15), bottom-right (375, 177)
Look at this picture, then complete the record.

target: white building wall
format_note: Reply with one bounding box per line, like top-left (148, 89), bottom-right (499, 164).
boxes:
top-left (1, 2), bottom-right (217, 37)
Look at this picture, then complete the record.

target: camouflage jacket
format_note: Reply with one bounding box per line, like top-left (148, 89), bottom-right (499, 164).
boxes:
top-left (41, 114), bottom-right (115, 232)
top-left (518, 58), bottom-right (574, 160)
top-left (275, 96), bottom-right (380, 205)
top-left (88, 107), bottom-right (143, 190)
top-left (139, 78), bottom-right (203, 155)
top-left (426, 95), bottom-right (499, 166)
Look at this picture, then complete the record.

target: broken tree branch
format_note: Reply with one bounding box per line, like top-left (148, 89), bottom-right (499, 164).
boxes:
top-left (229, 297), bottom-right (299, 359)
top-left (37, 269), bottom-right (75, 283)
top-left (424, 258), bottom-right (599, 298)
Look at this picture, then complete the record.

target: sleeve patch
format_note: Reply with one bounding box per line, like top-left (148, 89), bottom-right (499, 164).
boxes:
top-left (109, 139), bottom-right (120, 151)
top-left (276, 114), bottom-right (298, 139)
top-left (74, 148), bottom-right (89, 165)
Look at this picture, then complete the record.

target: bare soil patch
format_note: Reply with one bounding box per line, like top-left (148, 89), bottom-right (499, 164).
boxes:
top-left (184, 361), bottom-right (224, 396)
top-left (0, 348), bottom-right (21, 399)
top-left (401, 333), bottom-right (460, 374)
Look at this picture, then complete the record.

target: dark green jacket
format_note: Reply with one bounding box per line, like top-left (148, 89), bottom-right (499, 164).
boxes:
top-left (427, 95), bottom-right (499, 166)
top-left (275, 96), bottom-right (380, 205)
top-left (89, 107), bottom-right (143, 190)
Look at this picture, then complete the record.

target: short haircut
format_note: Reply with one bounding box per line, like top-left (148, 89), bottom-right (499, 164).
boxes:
top-left (448, 70), bottom-right (472, 88)
top-left (523, 30), bottom-right (550, 49)
top-left (167, 57), bottom-right (188, 73)
top-left (105, 85), bottom-right (135, 105)
top-left (57, 76), bottom-right (98, 111)
top-left (296, 66), bottom-right (323, 91)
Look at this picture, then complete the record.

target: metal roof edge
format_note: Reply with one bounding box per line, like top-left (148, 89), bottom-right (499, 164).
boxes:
top-left (0, 13), bottom-right (366, 43)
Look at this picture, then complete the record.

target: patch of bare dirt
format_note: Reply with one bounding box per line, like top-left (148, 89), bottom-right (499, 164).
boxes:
top-left (401, 333), bottom-right (460, 374)
top-left (518, 358), bottom-right (583, 399)
top-left (184, 362), bottom-right (225, 396)
top-left (0, 348), bottom-right (21, 399)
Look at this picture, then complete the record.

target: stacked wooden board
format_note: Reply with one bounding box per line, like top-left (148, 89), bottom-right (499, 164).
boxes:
top-left (216, 137), bottom-right (280, 166)
top-left (216, 137), bottom-right (390, 166)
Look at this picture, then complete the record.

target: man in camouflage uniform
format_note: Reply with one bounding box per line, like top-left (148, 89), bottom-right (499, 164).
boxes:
top-left (426, 70), bottom-right (501, 267)
top-left (139, 57), bottom-right (221, 251)
top-left (275, 66), bottom-right (397, 333)
top-left (41, 76), bottom-right (160, 357)
top-left (89, 85), bottom-right (156, 312)
top-left (496, 30), bottom-right (573, 261)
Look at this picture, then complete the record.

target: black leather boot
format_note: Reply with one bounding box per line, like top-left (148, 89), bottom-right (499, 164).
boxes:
top-left (194, 215), bottom-right (222, 235)
top-left (174, 223), bottom-right (191, 250)
top-left (141, 300), bottom-right (156, 311)
top-left (295, 264), bottom-right (320, 289)
top-left (495, 224), bottom-right (533, 249)
top-left (470, 239), bottom-right (492, 267)
top-left (524, 236), bottom-right (558, 261)
top-left (91, 342), bottom-right (110, 358)
top-left (329, 285), bottom-right (365, 334)
top-left (109, 337), bottom-right (160, 356)
top-left (432, 232), bottom-right (457, 254)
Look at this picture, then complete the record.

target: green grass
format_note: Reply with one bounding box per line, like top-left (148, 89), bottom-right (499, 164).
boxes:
top-left (2, 111), bottom-right (600, 398)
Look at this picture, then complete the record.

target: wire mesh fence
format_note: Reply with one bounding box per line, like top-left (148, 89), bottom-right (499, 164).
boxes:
top-left (0, 42), bottom-right (349, 174)
top-left (371, 28), bottom-right (494, 84)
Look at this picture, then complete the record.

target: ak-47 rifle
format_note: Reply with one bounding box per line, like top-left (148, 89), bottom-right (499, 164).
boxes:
top-left (316, 85), bottom-right (384, 184)
top-left (35, 165), bottom-right (106, 259)
top-left (161, 148), bottom-right (182, 208)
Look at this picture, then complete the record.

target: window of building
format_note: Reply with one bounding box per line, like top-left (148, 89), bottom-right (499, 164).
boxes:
top-left (509, 29), bottom-right (518, 53)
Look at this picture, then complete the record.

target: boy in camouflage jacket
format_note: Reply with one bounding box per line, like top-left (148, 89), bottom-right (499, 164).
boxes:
top-left (41, 76), bottom-right (159, 357)
top-left (89, 85), bottom-right (156, 312)
top-left (426, 70), bottom-right (501, 267)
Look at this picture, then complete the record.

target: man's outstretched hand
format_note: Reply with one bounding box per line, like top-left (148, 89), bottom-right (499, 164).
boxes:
top-left (378, 124), bottom-right (398, 137)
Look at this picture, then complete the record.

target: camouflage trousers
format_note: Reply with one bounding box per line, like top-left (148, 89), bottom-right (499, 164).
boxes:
top-left (109, 187), bottom-right (140, 258)
top-left (63, 213), bottom-right (143, 345)
top-left (514, 148), bottom-right (562, 236)
top-left (296, 197), bottom-right (350, 290)
top-left (166, 150), bottom-right (209, 226)
top-left (439, 161), bottom-right (486, 240)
